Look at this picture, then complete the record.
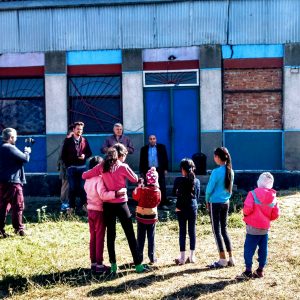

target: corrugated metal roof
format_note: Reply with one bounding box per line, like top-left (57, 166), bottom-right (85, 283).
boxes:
top-left (1, 0), bottom-right (300, 53)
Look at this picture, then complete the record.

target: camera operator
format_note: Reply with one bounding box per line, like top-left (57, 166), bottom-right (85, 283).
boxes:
top-left (0, 128), bottom-right (31, 237)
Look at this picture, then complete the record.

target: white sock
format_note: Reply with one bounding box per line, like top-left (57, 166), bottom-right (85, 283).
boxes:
top-left (190, 250), bottom-right (196, 262)
top-left (219, 258), bottom-right (228, 267)
top-left (180, 251), bottom-right (186, 263)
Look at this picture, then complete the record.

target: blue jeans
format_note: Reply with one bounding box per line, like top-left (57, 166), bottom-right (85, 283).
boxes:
top-left (176, 207), bottom-right (197, 251)
top-left (244, 233), bottom-right (268, 270)
top-left (67, 166), bottom-right (86, 209)
top-left (137, 222), bottom-right (156, 263)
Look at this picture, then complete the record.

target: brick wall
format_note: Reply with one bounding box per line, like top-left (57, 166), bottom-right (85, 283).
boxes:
top-left (223, 68), bottom-right (282, 130)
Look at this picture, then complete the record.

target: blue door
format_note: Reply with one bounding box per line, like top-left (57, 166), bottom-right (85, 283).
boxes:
top-left (145, 87), bottom-right (199, 171)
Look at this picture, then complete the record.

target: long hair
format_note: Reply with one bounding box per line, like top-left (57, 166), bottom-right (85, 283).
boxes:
top-left (103, 147), bottom-right (118, 173)
top-left (214, 147), bottom-right (233, 193)
top-left (88, 156), bottom-right (103, 170)
top-left (113, 143), bottom-right (128, 158)
top-left (180, 158), bottom-right (196, 197)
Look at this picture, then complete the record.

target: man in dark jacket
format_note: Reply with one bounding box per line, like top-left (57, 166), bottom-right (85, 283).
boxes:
top-left (139, 135), bottom-right (169, 209)
top-left (61, 121), bottom-right (92, 213)
top-left (0, 128), bottom-right (31, 237)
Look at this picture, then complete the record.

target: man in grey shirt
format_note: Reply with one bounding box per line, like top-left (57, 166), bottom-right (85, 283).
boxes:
top-left (101, 123), bottom-right (134, 154)
top-left (0, 128), bottom-right (31, 237)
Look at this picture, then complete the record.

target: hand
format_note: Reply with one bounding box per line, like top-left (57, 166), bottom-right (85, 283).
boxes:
top-left (24, 146), bottom-right (31, 154)
top-left (206, 203), bottom-right (210, 211)
top-left (116, 188), bottom-right (127, 197)
top-left (175, 208), bottom-right (181, 212)
top-left (78, 154), bottom-right (85, 160)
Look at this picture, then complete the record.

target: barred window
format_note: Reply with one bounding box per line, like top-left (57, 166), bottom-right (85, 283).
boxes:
top-left (68, 76), bottom-right (122, 133)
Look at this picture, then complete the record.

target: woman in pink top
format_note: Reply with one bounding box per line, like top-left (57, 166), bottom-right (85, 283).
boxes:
top-left (82, 143), bottom-right (145, 274)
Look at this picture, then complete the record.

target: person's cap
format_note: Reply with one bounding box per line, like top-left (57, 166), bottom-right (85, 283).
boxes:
top-left (257, 172), bottom-right (274, 189)
top-left (146, 167), bottom-right (159, 187)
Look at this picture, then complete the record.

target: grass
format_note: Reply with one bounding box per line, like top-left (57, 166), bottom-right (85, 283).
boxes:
top-left (0, 192), bottom-right (300, 300)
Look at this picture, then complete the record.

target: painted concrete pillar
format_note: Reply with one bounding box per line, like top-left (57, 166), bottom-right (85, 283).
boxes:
top-left (284, 44), bottom-right (300, 170)
top-left (199, 45), bottom-right (222, 169)
top-left (45, 51), bottom-right (67, 172)
top-left (122, 49), bottom-right (144, 169)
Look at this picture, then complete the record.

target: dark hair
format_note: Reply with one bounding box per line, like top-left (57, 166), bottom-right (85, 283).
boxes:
top-left (88, 156), bottom-right (103, 170)
top-left (103, 147), bottom-right (118, 172)
top-left (180, 158), bottom-right (196, 196)
top-left (73, 121), bottom-right (84, 127)
top-left (214, 147), bottom-right (233, 193)
top-left (113, 143), bottom-right (128, 158)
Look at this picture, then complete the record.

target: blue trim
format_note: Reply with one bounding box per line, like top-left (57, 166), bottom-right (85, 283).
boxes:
top-left (223, 130), bottom-right (283, 133)
top-left (222, 44), bottom-right (283, 59)
top-left (284, 66), bottom-right (300, 69)
top-left (123, 71), bottom-right (143, 74)
top-left (284, 129), bottom-right (300, 132)
top-left (201, 130), bottom-right (222, 133)
top-left (282, 131), bottom-right (285, 170)
top-left (67, 50), bottom-right (122, 65)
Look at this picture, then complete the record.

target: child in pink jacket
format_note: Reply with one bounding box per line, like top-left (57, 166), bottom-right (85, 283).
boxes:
top-left (84, 156), bottom-right (126, 273)
top-left (237, 172), bottom-right (280, 280)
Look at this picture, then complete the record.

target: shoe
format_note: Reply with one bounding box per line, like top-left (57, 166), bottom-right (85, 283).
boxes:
top-left (236, 271), bottom-right (253, 280)
top-left (67, 208), bottom-right (74, 215)
top-left (95, 264), bottom-right (109, 274)
top-left (174, 258), bottom-right (185, 266)
top-left (110, 263), bottom-right (118, 274)
top-left (186, 256), bottom-right (196, 264)
top-left (149, 259), bottom-right (157, 265)
top-left (0, 230), bottom-right (9, 238)
top-left (253, 268), bottom-right (264, 278)
top-left (228, 257), bottom-right (235, 267)
top-left (18, 230), bottom-right (26, 237)
top-left (208, 260), bottom-right (227, 269)
top-left (135, 264), bottom-right (145, 273)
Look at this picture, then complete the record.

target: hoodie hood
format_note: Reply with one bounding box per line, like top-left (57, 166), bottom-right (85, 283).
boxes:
top-left (254, 187), bottom-right (276, 205)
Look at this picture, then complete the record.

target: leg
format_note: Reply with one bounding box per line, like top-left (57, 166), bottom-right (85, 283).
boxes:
top-left (209, 203), bottom-right (225, 254)
top-left (137, 221), bottom-right (147, 262)
top-left (188, 208), bottom-right (197, 251)
top-left (67, 167), bottom-right (76, 209)
top-left (177, 211), bottom-right (187, 251)
top-left (244, 234), bottom-right (259, 271)
top-left (219, 202), bottom-right (232, 254)
top-left (10, 184), bottom-right (25, 233)
top-left (78, 168), bottom-right (87, 207)
top-left (257, 234), bottom-right (268, 269)
top-left (60, 178), bottom-right (69, 203)
top-left (95, 211), bottom-right (106, 265)
top-left (146, 223), bottom-right (156, 263)
top-left (88, 210), bottom-right (97, 264)
top-left (117, 203), bottom-right (142, 266)
top-left (157, 169), bottom-right (167, 206)
top-left (103, 203), bottom-right (117, 264)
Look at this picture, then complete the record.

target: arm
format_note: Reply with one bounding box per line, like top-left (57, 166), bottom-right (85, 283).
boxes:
top-left (101, 138), bottom-right (110, 154)
top-left (194, 179), bottom-right (201, 202)
top-left (126, 137), bottom-right (134, 154)
top-left (123, 164), bottom-right (138, 183)
top-left (205, 170), bottom-right (217, 203)
top-left (132, 187), bottom-right (141, 201)
top-left (84, 139), bottom-right (92, 159)
top-left (11, 146), bottom-right (30, 163)
top-left (172, 177), bottom-right (179, 196)
top-left (97, 179), bottom-right (116, 201)
top-left (270, 202), bottom-right (280, 221)
top-left (243, 192), bottom-right (254, 216)
top-left (82, 164), bottom-right (102, 180)
top-left (161, 144), bottom-right (169, 171)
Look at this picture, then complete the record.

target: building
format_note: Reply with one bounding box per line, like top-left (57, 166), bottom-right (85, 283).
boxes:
top-left (0, 0), bottom-right (300, 178)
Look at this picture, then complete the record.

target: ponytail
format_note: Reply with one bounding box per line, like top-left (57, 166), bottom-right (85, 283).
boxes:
top-left (214, 147), bottom-right (233, 193)
top-left (103, 147), bottom-right (118, 173)
top-left (180, 158), bottom-right (196, 197)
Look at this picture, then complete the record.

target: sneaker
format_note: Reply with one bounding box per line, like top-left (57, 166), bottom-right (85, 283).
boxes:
top-left (135, 264), bottom-right (145, 273)
top-left (18, 230), bottom-right (26, 237)
top-left (208, 260), bottom-right (228, 269)
top-left (110, 263), bottom-right (118, 274)
top-left (174, 258), bottom-right (185, 266)
top-left (96, 264), bottom-right (109, 274)
top-left (253, 268), bottom-right (264, 278)
top-left (0, 230), bottom-right (9, 238)
top-left (228, 257), bottom-right (235, 267)
top-left (149, 259), bottom-right (157, 265)
top-left (91, 263), bottom-right (97, 272)
top-left (236, 271), bottom-right (253, 280)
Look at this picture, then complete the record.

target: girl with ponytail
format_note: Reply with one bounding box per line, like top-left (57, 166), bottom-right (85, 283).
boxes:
top-left (172, 158), bottom-right (200, 265)
top-left (205, 147), bottom-right (235, 268)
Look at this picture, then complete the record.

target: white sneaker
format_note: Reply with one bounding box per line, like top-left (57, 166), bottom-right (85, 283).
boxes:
top-left (228, 257), bottom-right (235, 267)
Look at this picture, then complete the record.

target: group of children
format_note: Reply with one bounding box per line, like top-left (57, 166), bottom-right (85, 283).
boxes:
top-left (82, 144), bottom-right (280, 280)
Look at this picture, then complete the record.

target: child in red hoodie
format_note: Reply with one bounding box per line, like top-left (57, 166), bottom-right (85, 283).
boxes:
top-left (132, 167), bottom-right (161, 264)
top-left (237, 172), bottom-right (280, 280)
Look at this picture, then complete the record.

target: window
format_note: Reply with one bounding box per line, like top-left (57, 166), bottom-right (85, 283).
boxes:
top-left (143, 70), bottom-right (199, 87)
top-left (0, 78), bottom-right (45, 134)
top-left (68, 76), bottom-right (122, 133)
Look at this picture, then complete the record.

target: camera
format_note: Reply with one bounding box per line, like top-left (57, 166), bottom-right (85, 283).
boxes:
top-left (25, 137), bottom-right (35, 147)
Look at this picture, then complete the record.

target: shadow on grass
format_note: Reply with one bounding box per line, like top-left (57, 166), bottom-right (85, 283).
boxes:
top-left (87, 267), bottom-right (212, 297)
top-left (0, 266), bottom-right (134, 298)
top-left (160, 279), bottom-right (238, 300)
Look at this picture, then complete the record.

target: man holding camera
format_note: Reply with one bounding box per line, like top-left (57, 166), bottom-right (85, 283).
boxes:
top-left (0, 128), bottom-right (31, 237)
top-left (61, 121), bottom-right (92, 214)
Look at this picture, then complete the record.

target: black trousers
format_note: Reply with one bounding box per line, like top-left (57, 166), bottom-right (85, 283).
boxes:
top-left (209, 202), bottom-right (232, 253)
top-left (103, 202), bottom-right (142, 265)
